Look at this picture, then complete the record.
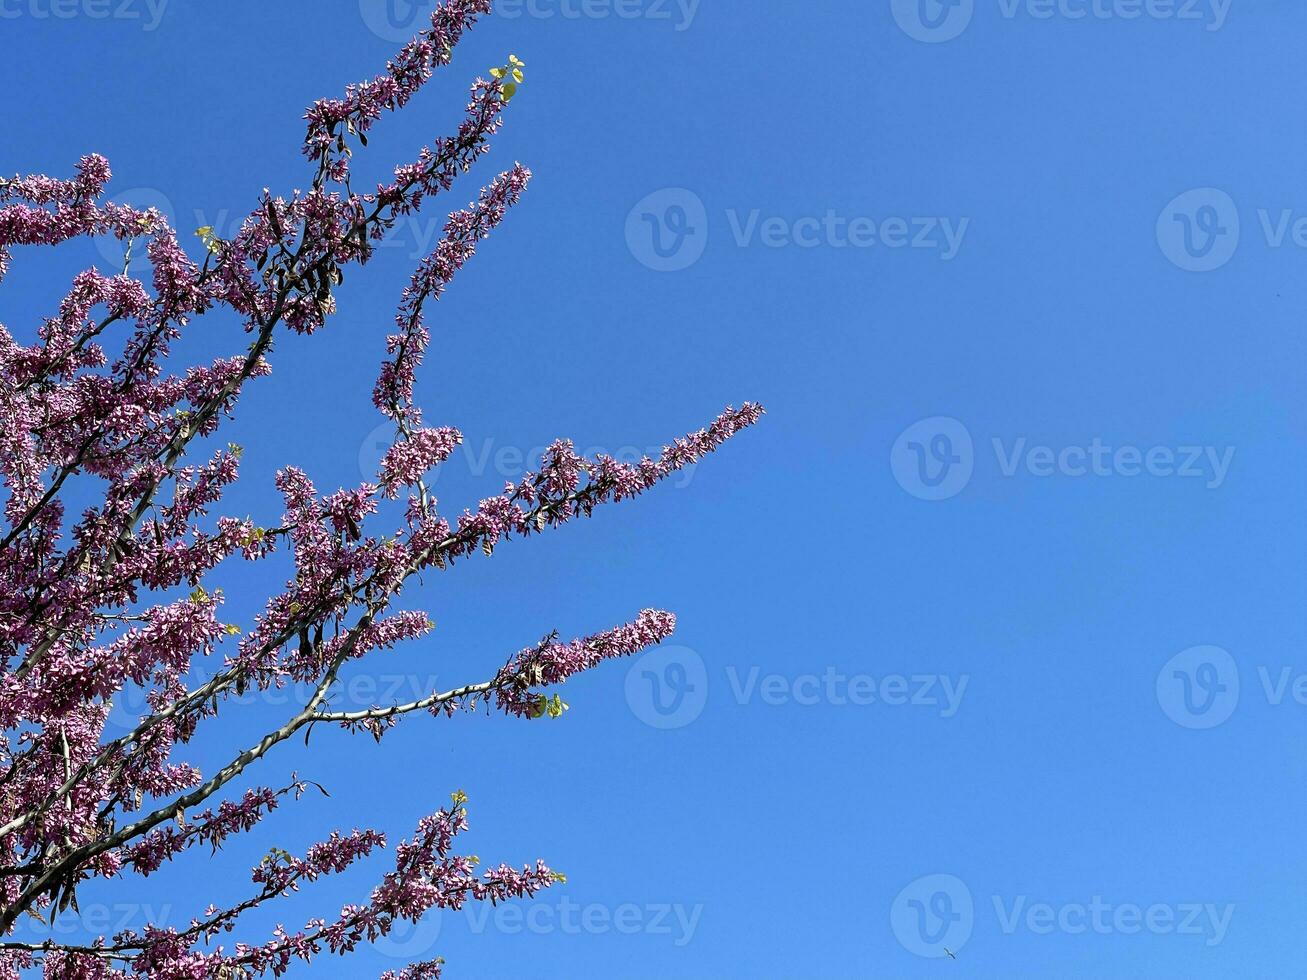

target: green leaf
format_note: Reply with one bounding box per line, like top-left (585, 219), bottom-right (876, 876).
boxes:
top-left (501, 82), bottom-right (517, 101)
top-left (194, 225), bottom-right (222, 254)
top-left (490, 67), bottom-right (506, 79)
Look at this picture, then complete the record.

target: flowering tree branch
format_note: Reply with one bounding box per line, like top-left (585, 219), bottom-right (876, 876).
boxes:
top-left (0, 2), bottom-right (762, 975)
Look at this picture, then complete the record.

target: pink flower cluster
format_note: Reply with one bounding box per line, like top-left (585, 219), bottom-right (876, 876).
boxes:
top-left (375, 164), bottom-right (532, 423)
top-left (0, 2), bottom-right (762, 976)
top-left (494, 610), bottom-right (678, 717)
top-left (304, 0), bottom-right (493, 184)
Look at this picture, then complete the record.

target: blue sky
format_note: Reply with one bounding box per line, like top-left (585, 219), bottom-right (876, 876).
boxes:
top-left (3, 0), bottom-right (1307, 977)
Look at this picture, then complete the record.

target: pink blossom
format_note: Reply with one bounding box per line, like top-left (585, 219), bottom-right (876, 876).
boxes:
top-left (0, 3), bottom-right (762, 976)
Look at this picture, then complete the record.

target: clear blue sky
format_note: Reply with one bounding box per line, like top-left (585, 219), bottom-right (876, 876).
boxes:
top-left (3, 1), bottom-right (1306, 977)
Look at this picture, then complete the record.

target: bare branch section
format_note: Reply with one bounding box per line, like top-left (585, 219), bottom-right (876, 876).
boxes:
top-left (0, 3), bottom-right (762, 975)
